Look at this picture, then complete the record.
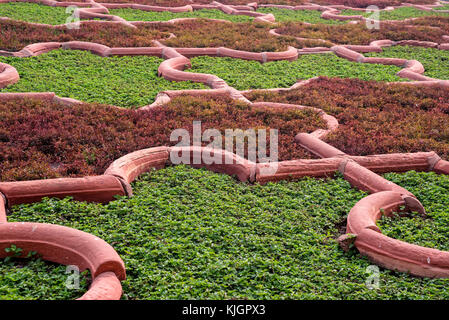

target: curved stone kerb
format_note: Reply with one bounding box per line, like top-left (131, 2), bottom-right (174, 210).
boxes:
top-left (0, 222), bottom-right (126, 281)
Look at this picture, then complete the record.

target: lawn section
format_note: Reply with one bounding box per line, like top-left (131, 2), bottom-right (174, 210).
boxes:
top-left (188, 53), bottom-right (403, 90)
top-left (340, 6), bottom-right (449, 20)
top-left (0, 256), bottom-right (90, 300)
top-left (110, 8), bottom-right (253, 22)
top-left (7, 166), bottom-right (449, 299)
top-left (365, 46), bottom-right (449, 80)
top-left (0, 2), bottom-right (70, 25)
top-left (256, 8), bottom-right (345, 24)
top-left (378, 171), bottom-right (449, 252)
top-left (0, 50), bottom-right (206, 108)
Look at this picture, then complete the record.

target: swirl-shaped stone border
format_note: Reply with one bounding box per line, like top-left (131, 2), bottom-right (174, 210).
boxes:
top-left (1, 0), bottom-right (449, 299)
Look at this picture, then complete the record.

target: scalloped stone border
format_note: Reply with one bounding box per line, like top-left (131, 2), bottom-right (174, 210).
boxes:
top-left (1, 0), bottom-right (449, 299)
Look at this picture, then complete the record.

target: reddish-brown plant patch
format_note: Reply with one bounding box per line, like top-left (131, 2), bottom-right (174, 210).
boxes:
top-left (276, 21), bottom-right (448, 45)
top-left (312, 0), bottom-right (435, 8)
top-left (0, 95), bottom-right (325, 181)
top-left (0, 20), bottom-right (167, 51)
top-left (0, 20), bottom-right (305, 52)
top-left (245, 77), bottom-right (449, 159)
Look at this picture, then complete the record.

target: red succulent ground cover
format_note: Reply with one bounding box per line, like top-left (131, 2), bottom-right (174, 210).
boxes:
top-left (276, 20), bottom-right (449, 45)
top-left (0, 20), bottom-right (305, 52)
top-left (160, 20), bottom-right (308, 52)
top-left (313, 0), bottom-right (436, 8)
top-left (0, 95), bottom-right (325, 181)
top-left (0, 21), bottom-right (168, 51)
top-left (245, 77), bottom-right (449, 159)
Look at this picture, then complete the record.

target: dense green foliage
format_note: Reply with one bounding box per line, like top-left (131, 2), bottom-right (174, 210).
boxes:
top-left (0, 256), bottom-right (90, 300)
top-left (257, 8), bottom-right (345, 24)
top-left (110, 8), bottom-right (253, 22)
top-left (378, 171), bottom-right (449, 251)
top-left (366, 45), bottom-right (449, 80)
top-left (0, 50), bottom-right (206, 108)
top-left (188, 53), bottom-right (403, 90)
top-left (6, 167), bottom-right (449, 299)
top-left (435, 4), bottom-right (449, 10)
top-left (0, 2), bottom-right (70, 25)
top-left (341, 6), bottom-right (449, 20)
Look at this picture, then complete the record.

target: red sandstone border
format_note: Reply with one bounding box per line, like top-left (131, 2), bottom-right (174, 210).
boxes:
top-left (1, 0), bottom-right (449, 298)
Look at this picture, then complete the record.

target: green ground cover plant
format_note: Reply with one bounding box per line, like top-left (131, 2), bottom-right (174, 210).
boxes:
top-left (435, 4), bottom-right (449, 10)
top-left (365, 45), bottom-right (449, 80)
top-left (188, 53), bottom-right (403, 90)
top-left (256, 8), bottom-right (345, 24)
top-left (0, 50), bottom-right (206, 108)
top-left (0, 2), bottom-right (71, 25)
top-left (0, 255), bottom-right (90, 300)
top-left (110, 8), bottom-right (253, 22)
top-left (378, 171), bottom-right (449, 252)
top-left (6, 166), bottom-right (449, 299)
top-left (312, 0), bottom-right (435, 8)
top-left (0, 19), bottom-right (308, 52)
top-left (340, 6), bottom-right (449, 20)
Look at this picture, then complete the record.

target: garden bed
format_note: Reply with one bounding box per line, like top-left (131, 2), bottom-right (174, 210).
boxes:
top-left (0, 95), bottom-right (325, 181)
top-left (0, 50), bottom-right (206, 107)
top-left (6, 166), bottom-right (449, 299)
top-left (188, 54), bottom-right (403, 90)
top-left (245, 77), bottom-right (449, 159)
top-left (340, 7), bottom-right (449, 20)
top-left (0, 2), bottom-right (71, 25)
top-left (276, 20), bottom-right (449, 45)
top-left (109, 8), bottom-right (253, 22)
top-left (365, 46), bottom-right (449, 80)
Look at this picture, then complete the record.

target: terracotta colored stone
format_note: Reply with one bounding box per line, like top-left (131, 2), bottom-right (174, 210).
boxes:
top-left (256, 158), bottom-right (341, 183)
top-left (62, 41), bottom-right (111, 57)
top-left (0, 175), bottom-right (125, 206)
top-left (0, 63), bottom-right (19, 88)
top-left (78, 271), bottom-right (122, 300)
top-left (340, 159), bottom-right (413, 195)
top-left (175, 48), bottom-right (220, 58)
top-left (22, 42), bottom-right (61, 56)
top-left (0, 222), bottom-right (126, 280)
top-left (370, 39), bottom-right (394, 47)
top-left (0, 193), bottom-right (6, 223)
top-left (403, 59), bottom-right (425, 74)
top-left (396, 40), bottom-right (438, 48)
top-left (347, 152), bottom-right (437, 173)
top-left (295, 133), bottom-right (346, 158)
top-left (342, 45), bottom-right (382, 53)
top-left (109, 47), bottom-right (163, 57)
top-left (331, 46), bottom-right (364, 62)
top-left (0, 92), bottom-right (55, 101)
top-left (104, 146), bottom-right (169, 184)
top-left (396, 69), bottom-right (433, 81)
top-left (265, 46), bottom-right (298, 62)
top-left (362, 57), bottom-right (407, 66)
top-left (168, 146), bottom-right (256, 182)
top-left (357, 228), bottom-right (449, 278)
top-left (218, 47), bottom-right (264, 62)
top-left (434, 160), bottom-right (449, 174)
